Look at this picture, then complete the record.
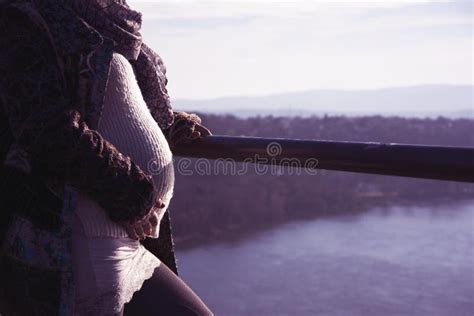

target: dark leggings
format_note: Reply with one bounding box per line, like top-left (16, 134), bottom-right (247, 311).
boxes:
top-left (123, 262), bottom-right (214, 316)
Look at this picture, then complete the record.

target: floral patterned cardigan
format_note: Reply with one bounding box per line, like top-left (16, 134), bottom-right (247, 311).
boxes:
top-left (0, 2), bottom-right (185, 315)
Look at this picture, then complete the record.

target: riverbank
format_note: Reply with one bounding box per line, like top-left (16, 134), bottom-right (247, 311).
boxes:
top-left (173, 195), bottom-right (473, 250)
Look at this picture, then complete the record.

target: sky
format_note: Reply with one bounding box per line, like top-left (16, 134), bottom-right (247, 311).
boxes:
top-left (128, 0), bottom-right (473, 100)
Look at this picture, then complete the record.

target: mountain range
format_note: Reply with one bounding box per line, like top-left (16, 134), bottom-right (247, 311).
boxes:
top-left (172, 84), bottom-right (473, 119)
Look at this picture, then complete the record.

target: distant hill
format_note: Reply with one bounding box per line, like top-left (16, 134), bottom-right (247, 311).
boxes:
top-left (172, 84), bottom-right (473, 119)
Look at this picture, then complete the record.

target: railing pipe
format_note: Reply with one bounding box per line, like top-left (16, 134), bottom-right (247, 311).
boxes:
top-left (173, 135), bottom-right (474, 183)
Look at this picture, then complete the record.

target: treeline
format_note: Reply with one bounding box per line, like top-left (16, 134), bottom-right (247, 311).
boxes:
top-left (168, 114), bottom-right (474, 247)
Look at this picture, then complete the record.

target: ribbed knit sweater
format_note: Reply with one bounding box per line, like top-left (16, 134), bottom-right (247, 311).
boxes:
top-left (74, 52), bottom-right (175, 238)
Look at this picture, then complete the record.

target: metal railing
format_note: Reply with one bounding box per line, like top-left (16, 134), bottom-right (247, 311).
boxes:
top-left (173, 135), bottom-right (474, 183)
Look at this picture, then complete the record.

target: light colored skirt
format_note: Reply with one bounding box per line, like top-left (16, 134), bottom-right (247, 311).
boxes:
top-left (70, 213), bottom-right (161, 315)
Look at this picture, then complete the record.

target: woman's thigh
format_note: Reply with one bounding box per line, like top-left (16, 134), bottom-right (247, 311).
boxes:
top-left (124, 263), bottom-right (214, 316)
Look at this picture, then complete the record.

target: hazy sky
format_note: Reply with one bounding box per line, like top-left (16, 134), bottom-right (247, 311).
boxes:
top-left (129, 0), bottom-right (473, 100)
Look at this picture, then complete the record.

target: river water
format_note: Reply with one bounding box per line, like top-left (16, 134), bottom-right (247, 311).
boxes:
top-left (176, 201), bottom-right (474, 316)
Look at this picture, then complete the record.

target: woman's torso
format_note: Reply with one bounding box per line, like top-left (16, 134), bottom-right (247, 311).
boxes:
top-left (74, 52), bottom-right (175, 238)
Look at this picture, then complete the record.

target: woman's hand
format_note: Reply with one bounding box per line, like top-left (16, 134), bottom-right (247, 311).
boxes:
top-left (146, 211), bottom-right (162, 239)
top-left (122, 220), bottom-right (146, 241)
top-left (122, 199), bottom-right (167, 240)
top-left (163, 111), bottom-right (212, 149)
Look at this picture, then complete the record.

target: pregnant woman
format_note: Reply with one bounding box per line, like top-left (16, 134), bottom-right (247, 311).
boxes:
top-left (0, 0), bottom-right (213, 315)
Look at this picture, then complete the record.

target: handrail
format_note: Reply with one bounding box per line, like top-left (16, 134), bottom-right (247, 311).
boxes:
top-left (173, 135), bottom-right (474, 183)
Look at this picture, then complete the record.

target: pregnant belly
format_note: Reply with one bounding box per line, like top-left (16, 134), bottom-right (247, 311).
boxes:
top-left (98, 52), bottom-right (174, 188)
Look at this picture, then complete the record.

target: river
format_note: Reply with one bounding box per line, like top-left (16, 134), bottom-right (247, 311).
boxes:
top-left (176, 201), bottom-right (474, 316)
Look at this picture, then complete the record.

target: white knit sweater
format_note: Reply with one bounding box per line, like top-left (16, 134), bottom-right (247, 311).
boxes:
top-left (74, 52), bottom-right (175, 238)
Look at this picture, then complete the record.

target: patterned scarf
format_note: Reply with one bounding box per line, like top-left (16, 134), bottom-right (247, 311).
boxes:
top-left (67, 0), bottom-right (175, 129)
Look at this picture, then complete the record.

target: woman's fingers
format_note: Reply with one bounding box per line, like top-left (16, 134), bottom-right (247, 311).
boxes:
top-left (148, 213), bottom-right (159, 238)
top-left (133, 222), bottom-right (146, 240)
top-left (121, 198), bottom-right (166, 240)
top-left (166, 112), bottom-right (212, 148)
top-left (141, 219), bottom-right (152, 236)
top-left (148, 212), bottom-right (159, 226)
top-left (191, 131), bottom-right (201, 139)
top-left (167, 122), bottom-right (212, 150)
top-left (194, 124), bottom-right (212, 137)
top-left (171, 124), bottom-right (193, 143)
top-left (124, 223), bottom-right (140, 240)
top-left (172, 124), bottom-right (211, 145)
